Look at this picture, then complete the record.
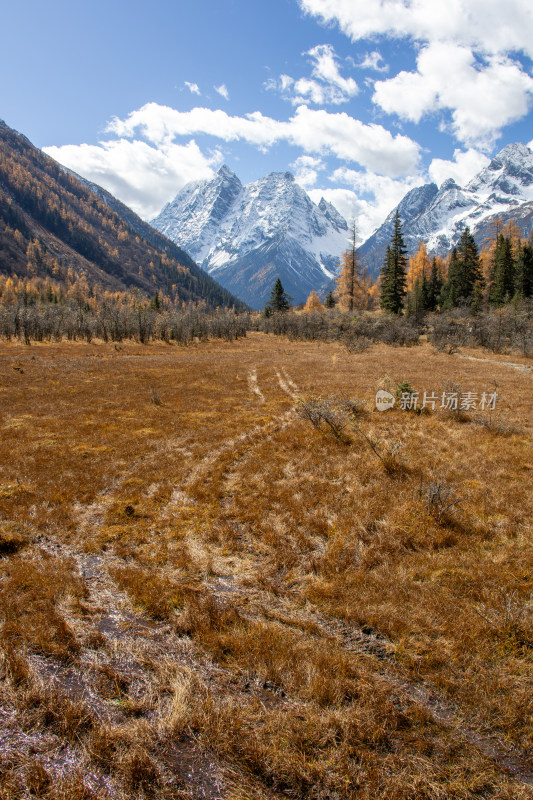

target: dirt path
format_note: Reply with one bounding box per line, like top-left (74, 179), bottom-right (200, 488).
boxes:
top-left (455, 353), bottom-right (533, 373)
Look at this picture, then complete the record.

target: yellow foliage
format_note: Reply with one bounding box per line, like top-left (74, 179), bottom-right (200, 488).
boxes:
top-left (304, 289), bottom-right (323, 311)
top-left (407, 241), bottom-right (431, 291)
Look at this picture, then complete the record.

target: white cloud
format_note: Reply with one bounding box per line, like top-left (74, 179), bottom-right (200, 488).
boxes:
top-left (300, 0), bottom-right (533, 146)
top-left (266, 44), bottom-right (357, 106)
top-left (373, 43), bottom-right (533, 146)
top-left (107, 102), bottom-right (421, 176)
top-left (307, 44), bottom-right (358, 97)
top-left (429, 148), bottom-right (490, 187)
top-left (319, 167), bottom-right (425, 240)
top-left (358, 51), bottom-right (388, 72)
top-left (291, 155), bottom-right (325, 188)
top-left (298, 0), bottom-right (533, 58)
top-left (287, 106), bottom-right (420, 176)
top-left (44, 102), bottom-right (420, 222)
top-left (184, 81), bottom-right (200, 95)
top-left (214, 84), bottom-right (229, 100)
top-left (43, 138), bottom-right (219, 220)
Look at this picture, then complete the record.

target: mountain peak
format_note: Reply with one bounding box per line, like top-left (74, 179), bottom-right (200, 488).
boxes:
top-left (216, 163), bottom-right (239, 180)
top-left (151, 165), bottom-right (349, 308)
top-left (440, 178), bottom-right (461, 191)
top-left (358, 141), bottom-right (533, 275)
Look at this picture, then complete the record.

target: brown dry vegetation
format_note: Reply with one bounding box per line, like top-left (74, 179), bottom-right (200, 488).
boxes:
top-left (0, 332), bottom-right (531, 799)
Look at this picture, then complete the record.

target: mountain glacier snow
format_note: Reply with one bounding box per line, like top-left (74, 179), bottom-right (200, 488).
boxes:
top-left (358, 143), bottom-right (533, 275)
top-left (152, 166), bottom-right (349, 308)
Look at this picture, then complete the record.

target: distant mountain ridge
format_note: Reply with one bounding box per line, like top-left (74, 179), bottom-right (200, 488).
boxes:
top-left (151, 165), bottom-right (349, 308)
top-left (358, 143), bottom-right (533, 274)
top-left (0, 119), bottom-right (246, 309)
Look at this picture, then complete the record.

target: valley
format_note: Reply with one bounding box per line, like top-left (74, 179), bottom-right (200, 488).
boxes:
top-left (1, 333), bottom-right (531, 799)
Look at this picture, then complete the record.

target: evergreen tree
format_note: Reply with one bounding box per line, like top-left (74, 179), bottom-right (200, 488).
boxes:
top-left (456, 226), bottom-right (484, 302)
top-left (324, 290), bottom-right (336, 308)
top-left (490, 234), bottom-right (515, 305)
top-left (264, 278), bottom-right (291, 314)
top-left (443, 248), bottom-right (460, 308)
top-left (426, 257), bottom-right (443, 311)
top-left (442, 228), bottom-right (483, 308)
top-left (514, 240), bottom-right (533, 299)
top-left (380, 211), bottom-right (408, 314)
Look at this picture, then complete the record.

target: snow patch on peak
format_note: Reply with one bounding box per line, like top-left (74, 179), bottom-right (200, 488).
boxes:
top-left (151, 167), bottom-right (350, 307)
top-left (358, 141), bottom-right (533, 275)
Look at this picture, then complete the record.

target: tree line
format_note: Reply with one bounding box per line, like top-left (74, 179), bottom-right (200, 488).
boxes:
top-left (288, 211), bottom-right (533, 317)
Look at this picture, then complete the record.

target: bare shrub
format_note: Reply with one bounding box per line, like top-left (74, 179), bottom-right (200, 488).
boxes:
top-left (149, 385), bottom-right (161, 406)
top-left (475, 590), bottom-right (532, 644)
top-left (419, 477), bottom-right (464, 522)
top-left (296, 396), bottom-right (350, 439)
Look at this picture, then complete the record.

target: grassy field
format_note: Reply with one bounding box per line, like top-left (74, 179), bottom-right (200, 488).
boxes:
top-left (0, 332), bottom-right (532, 799)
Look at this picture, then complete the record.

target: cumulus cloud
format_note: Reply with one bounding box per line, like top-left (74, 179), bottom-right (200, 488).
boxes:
top-left (373, 43), bottom-right (533, 146)
top-left (287, 106), bottom-right (420, 176)
top-left (107, 101), bottom-right (421, 176)
top-left (300, 0), bottom-right (533, 146)
top-left (45, 101), bottom-right (421, 222)
top-left (358, 51), bottom-right (388, 72)
top-left (214, 84), bottom-right (229, 100)
top-left (429, 148), bottom-right (490, 188)
top-left (298, 0), bottom-right (533, 58)
top-left (291, 155), bottom-right (325, 188)
top-left (307, 44), bottom-right (358, 97)
top-left (266, 44), bottom-right (357, 105)
top-left (318, 167), bottom-right (425, 240)
top-left (184, 81), bottom-right (200, 95)
top-left (43, 138), bottom-right (219, 220)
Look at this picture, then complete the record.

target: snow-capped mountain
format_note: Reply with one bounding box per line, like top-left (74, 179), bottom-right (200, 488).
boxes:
top-left (152, 166), bottom-right (349, 308)
top-left (358, 143), bottom-right (533, 275)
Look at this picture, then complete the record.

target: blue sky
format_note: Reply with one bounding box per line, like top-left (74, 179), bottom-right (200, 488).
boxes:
top-left (3, 0), bottom-right (533, 239)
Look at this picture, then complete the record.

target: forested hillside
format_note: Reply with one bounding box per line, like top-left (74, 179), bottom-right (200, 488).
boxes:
top-left (0, 120), bottom-right (246, 310)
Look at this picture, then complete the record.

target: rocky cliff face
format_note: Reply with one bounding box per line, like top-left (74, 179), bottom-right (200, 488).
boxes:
top-left (358, 143), bottom-right (533, 275)
top-left (151, 165), bottom-right (349, 308)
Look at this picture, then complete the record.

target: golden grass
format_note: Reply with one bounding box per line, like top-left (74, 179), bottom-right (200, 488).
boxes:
top-left (0, 333), bottom-right (531, 798)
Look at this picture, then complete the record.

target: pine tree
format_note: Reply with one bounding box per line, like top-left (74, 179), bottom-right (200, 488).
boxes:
top-left (515, 240), bottom-right (533, 298)
top-left (442, 228), bottom-right (484, 308)
top-left (264, 278), bottom-right (291, 314)
top-left (456, 226), bottom-right (484, 302)
top-left (324, 290), bottom-right (336, 308)
top-left (490, 234), bottom-right (515, 306)
top-left (380, 211), bottom-right (408, 315)
top-left (426, 257), bottom-right (443, 311)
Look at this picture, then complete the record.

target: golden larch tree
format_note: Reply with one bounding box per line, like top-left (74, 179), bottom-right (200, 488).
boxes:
top-left (335, 221), bottom-right (366, 311)
top-left (304, 289), bottom-right (323, 310)
top-left (406, 240), bottom-right (431, 292)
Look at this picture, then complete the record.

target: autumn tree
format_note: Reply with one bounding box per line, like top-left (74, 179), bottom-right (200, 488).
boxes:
top-left (304, 289), bottom-right (323, 311)
top-left (335, 221), bottom-right (365, 311)
top-left (406, 240), bottom-right (431, 292)
top-left (380, 211), bottom-right (408, 315)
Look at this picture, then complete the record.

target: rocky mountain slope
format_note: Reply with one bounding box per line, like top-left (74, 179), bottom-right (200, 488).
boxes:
top-left (152, 166), bottom-right (349, 308)
top-left (0, 119), bottom-right (246, 309)
top-left (358, 143), bottom-right (533, 275)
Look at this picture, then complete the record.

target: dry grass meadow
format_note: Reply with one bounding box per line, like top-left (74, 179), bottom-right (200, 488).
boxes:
top-left (0, 331), bottom-right (532, 799)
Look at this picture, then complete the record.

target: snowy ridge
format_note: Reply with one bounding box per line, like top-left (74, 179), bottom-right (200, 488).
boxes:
top-left (358, 143), bottom-right (533, 275)
top-left (151, 166), bottom-right (349, 308)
